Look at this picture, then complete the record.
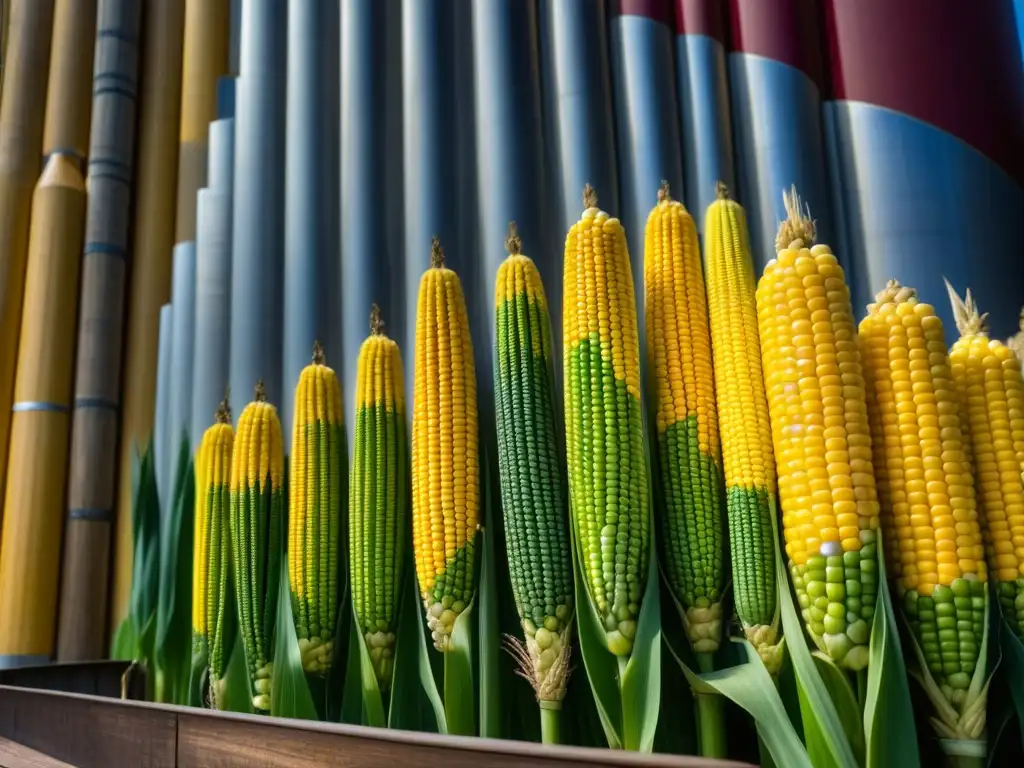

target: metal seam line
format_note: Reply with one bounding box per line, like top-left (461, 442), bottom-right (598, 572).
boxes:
top-left (12, 401), bottom-right (70, 414)
top-left (84, 242), bottom-right (127, 258)
top-left (73, 397), bottom-right (119, 411)
top-left (68, 508), bottom-right (114, 522)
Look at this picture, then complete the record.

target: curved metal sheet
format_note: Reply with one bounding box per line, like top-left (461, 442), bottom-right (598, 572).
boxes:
top-left (824, 100), bottom-right (1024, 341)
top-left (230, 0), bottom-right (286, 412)
top-left (729, 52), bottom-right (832, 271)
top-left (168, 242), bottom-right (196, 468)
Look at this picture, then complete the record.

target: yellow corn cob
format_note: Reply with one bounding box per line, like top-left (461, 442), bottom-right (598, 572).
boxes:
top-left (412, 237), bottom-right (479, 651)
top-left (945, 281), bottom-right (1024, 639)
top-left (860, 280), bottom-right (986, 717)
top-left (756, 186), bottom-right (879, 670)
top-left (644, 182), bottom-right (724, 656)
top-left (191, 396), bottom-right (235, 704)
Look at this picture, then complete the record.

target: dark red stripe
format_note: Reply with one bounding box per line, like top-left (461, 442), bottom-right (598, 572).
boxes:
top-left (674, 0), bottom-right (726, 43)
top-left (608, 0), bottom-right (674, 27)
top-left (728, 0), bottom-right (826, 90)
top-left (824, 0), bottom-right (1023, 184)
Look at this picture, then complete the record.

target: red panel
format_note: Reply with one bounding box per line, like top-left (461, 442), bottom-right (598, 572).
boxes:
top-left (674, 0), bottom-right (726, 43)
top-left (608, 0), bottom-right (674, 27)
top-left (728, 0), bottom-right (826, 90)
top-left (824, 0), bottom-right (1023, 184)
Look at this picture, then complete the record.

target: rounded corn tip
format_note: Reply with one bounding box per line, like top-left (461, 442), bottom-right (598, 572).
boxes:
top-left (505, 221), bottom-right (522, 255)
top-left (582, 183), bottom-right (598, 210)
top-left (311, 339), bottom-right (326, 365)
top-left (430, 235), bottom-right (445, 268)
top-left (369, 303), bottom-right (385, 335)
top-left (657, 180), bottom-right (670, 203)
top-left (254, 379), bottom-right (266, 402)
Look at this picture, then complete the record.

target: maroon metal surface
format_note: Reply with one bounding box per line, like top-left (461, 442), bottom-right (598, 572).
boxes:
top-left (673, 0), bottom-right (726, 43)
top-left (609, 0), bottom-right (675, 27)
top-left (727, 0), bottom-right (826, 90)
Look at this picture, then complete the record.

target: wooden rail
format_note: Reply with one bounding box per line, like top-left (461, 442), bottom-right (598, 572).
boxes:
top-left (0, 682), bottom-right (754, 768)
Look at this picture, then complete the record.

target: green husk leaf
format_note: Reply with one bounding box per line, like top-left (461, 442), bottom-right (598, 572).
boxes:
top-left (669, 635), bottom-right (810, 767)
top-left (1002, 619), bottom-right (1024, 752)
top-left (388, 552), bottom-right (441, 732)
top-left (771, 497), bottom-right (857, 768)
top-left (187, 637), bottom-right (209, 707)
top-left (125, 442), bottom-right (160, 672)
top-left (445, 583), bottom-right (477, 736)
top-left (339, 613), bottom-right (364, 724)
top-left (863, 532), bottom-right (919, 767)
top-left (111, 617), bottom-right (139, 661)
top-left (219, 628), bottom-right (255, 713)
top-left (620, 525), bottom-right (662, 752)
top-left (271, 552), bottom-right (320, 720)
top-left (353, 606), bottom-right (387, 727)
top-left (810, 652), bottom-right (864, 763)
top-left (155, 434), bottom-right (195, 704)
top-left (478, 466), bottom-right (501, 739)
top-left (326, 573), bottom-right (354, 722)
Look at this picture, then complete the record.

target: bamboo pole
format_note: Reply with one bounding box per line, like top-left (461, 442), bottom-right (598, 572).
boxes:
top-left (175, 0), bottom-right (230, 243)
top-left (110, 0), bottom-right (185, 631)
top-left (57, 0), bottom-right (142, 662)
top-left (0, 0), bottom-right (55, 521)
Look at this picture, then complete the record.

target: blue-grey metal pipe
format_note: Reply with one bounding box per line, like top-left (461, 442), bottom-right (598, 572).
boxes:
top-left (216, 74), bottom-right (235, 120)
top-left (230, 0), bottom-right (285, 413)
top-left (472, 0), bottom-right (550, 396)
top-left (342, 0), bottom-right (404, 438)
top-left (154, 303), bottom-right (173, 512)
top-left (190, 118), bottom-right (234, 446)
top-left (284, 0), bottom-right (336, 441)
top-left (167, 242), bottom-right (196, 479)
top-left (540, 0), bottom-right (619, 245)
top-left (319, 1), bottom-right (341, 375)
top-left (229, 0), bottom-right (241, 75)
top-left (674, 1), bottom-right (735, 226)
top-left (608, 7), bottom-right (684, 338)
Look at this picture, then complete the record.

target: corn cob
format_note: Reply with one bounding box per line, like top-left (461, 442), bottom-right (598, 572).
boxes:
top-left (192, 395), bottom-right (235, 706)
top-left (494, 224), bottom-right (574, 706)
top-left (643, 183), bottom-right (724, 657)
top-left (756, 187), bottom-right (879, 670)
top-left (860, 280), bottom-right (987, 714)
top-left (704, 183), bottom-right (780, 669)
top-left (351, 305), bottom-right (408, 688)
top-left (412, 237), bottom-right (479, 652)
top-left (230, 381), bottom-right (284, 712)
top-left (289, 341), bottom-right (347, 676)
top-left (564, 184), bottom-right (648, 658)
top-left (1008, 307), bottom-right (1024, 364)
top-left (945, 281), bottom-right (1023, 638)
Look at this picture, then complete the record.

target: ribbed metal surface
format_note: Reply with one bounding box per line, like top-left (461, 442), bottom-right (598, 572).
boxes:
top-left (58, 0), bottom-right (142, 663)
top-left (190, 118), bottom-right (234, 448)
top-left (283, 0), bottom-right (339, 441)
top-left (229, 0), bottom-right (286, 414)
top-left (111, 0), bottom-right (185, 629)
top-left (0, 0), bottom-right (55, 515)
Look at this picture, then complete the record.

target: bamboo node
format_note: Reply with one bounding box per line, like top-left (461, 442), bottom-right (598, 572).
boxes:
top-left (582, 183), bottom-right (598, 210)
top-left (505, 221), bottom-right (522, 255)
top-left (370, 303), bottom-right (385, 335)
top-left (430, 236), bottom-right (445, 268)
top-left (254, 379), bottom-right (267, 402)
top-left (312, 340), bottom-right (325, 365)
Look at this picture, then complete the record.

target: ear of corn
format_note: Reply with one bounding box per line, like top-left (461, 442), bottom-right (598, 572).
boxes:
top-left (192, 396), bottom-right (235, 704)
top-left (412, 237), bottom-right (479, 652)
top-left (704, 183), bottom-right (780, 669)
top-left (351, 305), bottom-right (408, 689)
top-left (643, 183), bottom-right (724, 656)
top-left (756, 187), bottom-right (879, 670)
top-left (494, 225), bottom-right (574, 704)
top-left (289, 341), bottom-right (347, 676)
top-left (230, 381), bottom-right (284, 712)
top-left (860, 280), bottom-right (987, 712)
top-left (564, 185), bottom-right (648, 658)
top-left (945, 281), bottom-right (1023, 638)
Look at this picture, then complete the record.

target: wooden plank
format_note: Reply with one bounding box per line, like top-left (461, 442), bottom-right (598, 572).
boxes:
top-left (0, 737), bottom-right (76, 768)
top-left (0, 685), bottom-right (754, 768)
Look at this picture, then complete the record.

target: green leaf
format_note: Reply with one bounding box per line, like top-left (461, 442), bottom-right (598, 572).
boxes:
top-left (325, 581), bottom-right (354, 722)
top-left (1001, 620), bottom-right (1024, 753)
top-left (620, 529), bottom-right (662, 752)
top-left (387, 564), bottom-right (434, 731)
top-left (863, 534), bottom-right (919, 768)
top-left (218, 629), bottom-right (254, 713)
top-left (568, 514), bottom-right (623, 749)
top-left (270, 551), bottom-right (320, 720)
top-left (110, 617), bottom-right (139, 661)
top-left (187, 638), bottom-right (209, 707)
top-left (810, 653), bottom-right (864, 763)
top-left (340, 614), bottom-right (364, 724)
top-left (665, 635), bottom-right (810, 767)
top-left (128, 443), bottom-right (160, 664)
top-left (478, 470), bottom-right (502, 739)
top-left (770, 497), bottom-right (858, 768)
top-left (353, 606), bottom-right (387, 728)
top-left (155, 435), bottom-right (195, 704)
top-left (444, 589), bottom-right (477, 736)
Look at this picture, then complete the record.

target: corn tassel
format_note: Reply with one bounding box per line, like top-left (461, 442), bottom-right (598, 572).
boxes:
top-left (945, 281), bottom-right (1023, 638)
top-left (289, 341), bottom-right (347, 676)
top-left (644, 183), bottom-right (724, 656)
top-left (1008, 307), bottom-right (1024, 365)
top-left (564, 185), bottom-right (648, 658)
top-left (756, 187), bottom-right (879, 670)
top-left (494, 224), bottom-right (574, 706)
top-left (412, 237), bottom-right (479, 652)
top-left (704, 183), bottom-right (780, 670)
top-left (192, 396), bottom-right (235, 706)
top-left (230, 381), bottom-right (284, 712)
top-left (351, 305), bottom-right (408, 688)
